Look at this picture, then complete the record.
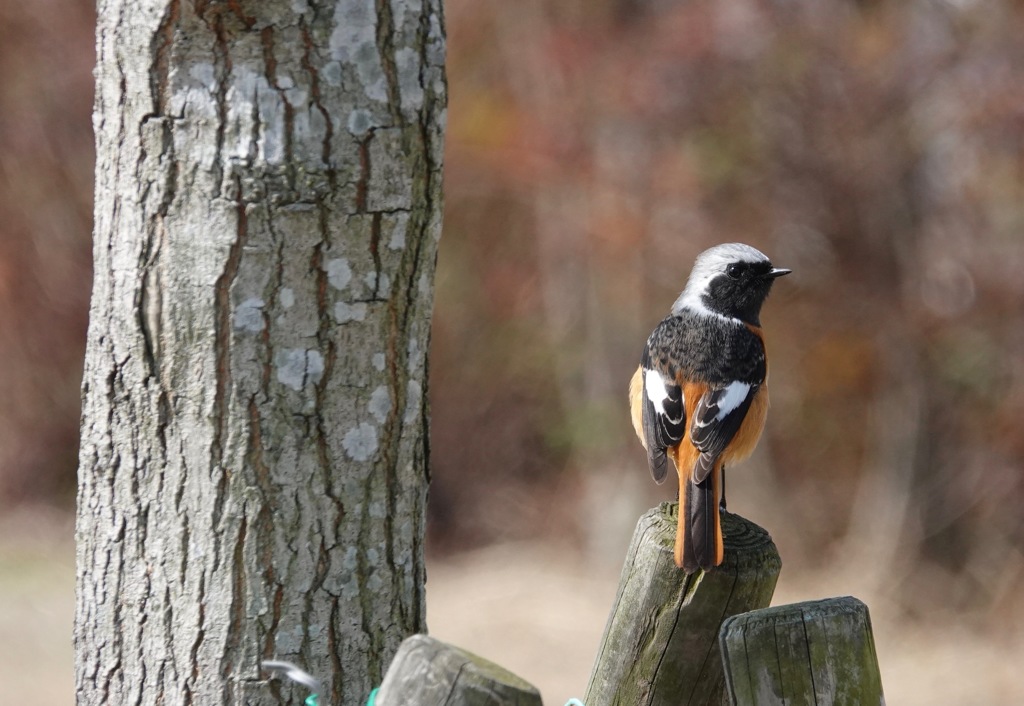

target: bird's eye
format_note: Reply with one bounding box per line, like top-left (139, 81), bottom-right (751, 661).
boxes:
top-left (726, 263), bottom-right (744, 279)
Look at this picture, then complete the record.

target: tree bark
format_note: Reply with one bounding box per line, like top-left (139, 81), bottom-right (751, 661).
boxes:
top-left (75, 2), bottom-right (446, 704)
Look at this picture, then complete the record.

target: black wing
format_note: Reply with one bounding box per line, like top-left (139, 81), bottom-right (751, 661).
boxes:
top-left (690, 381), bottom-right (760, 482)
top-left (640, 346), bottom-right (685, 483)
top-left (689, 322), bottom-right (768, 482)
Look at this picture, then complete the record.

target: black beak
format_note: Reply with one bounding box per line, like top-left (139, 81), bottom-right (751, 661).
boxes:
top-left (765, 267), bottom-right (791, 279)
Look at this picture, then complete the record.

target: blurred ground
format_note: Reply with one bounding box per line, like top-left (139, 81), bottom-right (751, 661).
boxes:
top-left (5, 511), bottom-right (1023, 706)
top-left (428, 542), bottom-right (1024, 706)
top-left (0, 507), bottom-right (75, 705)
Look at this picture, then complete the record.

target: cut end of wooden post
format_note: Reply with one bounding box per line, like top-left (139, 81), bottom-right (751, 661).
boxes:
top-left (720, 596), bottom-right (885, 706)
top-left (376, 634), bottom-right (542, 706)
top-left (585, 504), bottom-right (782, 706)
top-left (655, 502), bottom-right (783, 576)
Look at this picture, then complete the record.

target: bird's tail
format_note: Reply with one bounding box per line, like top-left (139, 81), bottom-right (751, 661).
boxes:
top-left (674, 460), bottom-right (724, 573)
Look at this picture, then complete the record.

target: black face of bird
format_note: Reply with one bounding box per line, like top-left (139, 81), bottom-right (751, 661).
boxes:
top-left (704, 259), bottom-right (791, 323)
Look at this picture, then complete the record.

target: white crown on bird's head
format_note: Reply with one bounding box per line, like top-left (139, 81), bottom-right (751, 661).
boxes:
top-left (672, 243), bottom-right (774, 318)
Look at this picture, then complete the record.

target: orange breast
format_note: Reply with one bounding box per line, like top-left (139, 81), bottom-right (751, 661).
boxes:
top-left (724, 323), bottom-right (770, 464)
top-left (720, 383), bottom-right (768, 465)
top-left (628, 365), bottom-right (645, 447)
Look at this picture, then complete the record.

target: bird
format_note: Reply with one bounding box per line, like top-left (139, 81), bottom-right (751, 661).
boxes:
top-left (628, 243), bottom-right (790, 573)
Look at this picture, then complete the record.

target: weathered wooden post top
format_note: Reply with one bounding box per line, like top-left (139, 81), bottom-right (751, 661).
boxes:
top-left (585, 503), bottom-right (782, 706)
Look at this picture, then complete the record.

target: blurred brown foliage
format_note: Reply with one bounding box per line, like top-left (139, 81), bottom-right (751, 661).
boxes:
top-left (435, 0), bottom-right (1024, 623)
top-left (0, 0), bottom-right (94, 504)
top-left (3, 0), bottom-right (1024, 624)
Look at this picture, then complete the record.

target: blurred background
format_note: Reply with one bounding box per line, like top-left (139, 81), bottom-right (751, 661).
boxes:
top-left (3, 0), bottom-right (1024, 703)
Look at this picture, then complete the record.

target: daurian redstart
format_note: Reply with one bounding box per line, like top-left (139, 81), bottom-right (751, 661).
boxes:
top-left (629, 243), bottom-right (790, 573)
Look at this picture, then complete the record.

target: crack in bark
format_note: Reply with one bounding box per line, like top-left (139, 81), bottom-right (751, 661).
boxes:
top-left (185, 571), bottom-right (207, 703)
top-left (100, 657), bottom-right (122, 705)
top-left (137, 211), bottom-right (163, 380)
top-left (311, 225), bottom-right (343, 526)
top-left (150, 0), bottom-right (181, 116)
top-left (356, 131), bottom-right (374, 212)
top-left (206, 8), bottom-right (233, 198)
top-left (263, 583), bottom-right (284, 662)
top-left (211, 191), bottom-right (248, 529)
top-left (227, 0), bottom-right (256, 29)
top-left (261, 210), bottom-right (284, 390)
top-left (403, 0), bottom-right (446, 632)
top-left (369, 212), bottom-right (384, 299)
top-left (173, 432), bottom-right (187, 513)
top-left (178, 516), bottom-right (190, 594)
top-left (138, 218), bottom-right (173, 462)
top-left (375, 0), bottom-right (403, 124)
top-left (328, 597), bottom-right (343, 698)
top-left (222, 518), bottom-right (248, 702)
top-left (300, 20), bottom-right (335, 175)
top-left (381, 278), bottom-right (409, 623)
top-left (246, 393), bottom-right (279, 637)
top-left (260, 26), bottom-right (296, 190)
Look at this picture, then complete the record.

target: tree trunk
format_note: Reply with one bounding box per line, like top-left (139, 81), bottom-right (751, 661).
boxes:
top-left (75, 2), bottom-right (446, 704)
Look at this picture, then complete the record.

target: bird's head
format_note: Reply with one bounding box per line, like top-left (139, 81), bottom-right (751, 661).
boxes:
top-left (672, 243), bottom-right (790, 325)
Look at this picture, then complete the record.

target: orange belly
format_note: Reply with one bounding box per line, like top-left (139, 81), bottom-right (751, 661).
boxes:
top-left (722, 383), bottom-right (768, 465)
top-left (628, 365), bottom-right (645, 446)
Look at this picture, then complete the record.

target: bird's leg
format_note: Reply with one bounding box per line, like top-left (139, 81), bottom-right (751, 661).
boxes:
top-left (720, 465), bottom-right (727, 511)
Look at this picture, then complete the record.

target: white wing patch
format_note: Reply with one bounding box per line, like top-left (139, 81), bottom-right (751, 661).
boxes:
top-left (644, 368), bottom-right (670, 416)
top-left (715, 381), bottom-right (751, 421)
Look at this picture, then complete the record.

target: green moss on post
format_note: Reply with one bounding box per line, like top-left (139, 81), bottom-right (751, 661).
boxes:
top-left (719, 596), bottom-right (884, 706)
top-left (585, 503), bottom-right (782, 706)
top-left (375, 634), bottom-right (542, 706)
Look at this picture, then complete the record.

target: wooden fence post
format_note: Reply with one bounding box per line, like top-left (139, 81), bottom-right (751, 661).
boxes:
top-left (374, 634), bottom-right (542, 706)
top-left (719, 596), bottom-right (884, 706)
top-left (585, 502), bottom-right (782, 706)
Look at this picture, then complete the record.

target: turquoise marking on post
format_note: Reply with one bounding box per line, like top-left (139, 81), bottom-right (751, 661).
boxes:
top-left (367, 687), bottom-right (380, 705)
top-left (304, 695), bottom-right (318, 706)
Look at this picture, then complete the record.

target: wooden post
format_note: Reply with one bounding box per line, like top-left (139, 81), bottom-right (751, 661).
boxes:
top-left (719, 596), bottom-right (884, 706)
top-left (585, 503), bottom-right (782, 706)
top-left (375, 634), bottom-right (542, 706)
